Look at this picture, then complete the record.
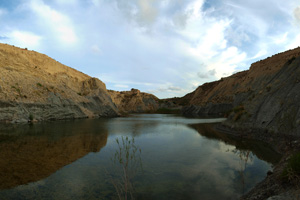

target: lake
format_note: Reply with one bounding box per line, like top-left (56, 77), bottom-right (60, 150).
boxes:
top-left (0, 114), bottom-right (281, 200)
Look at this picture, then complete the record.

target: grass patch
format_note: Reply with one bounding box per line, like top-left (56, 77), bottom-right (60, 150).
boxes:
top-left (11, 85), bottom-right (22, 96)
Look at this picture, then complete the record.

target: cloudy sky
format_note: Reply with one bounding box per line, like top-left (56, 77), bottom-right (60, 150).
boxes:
top-left (0, 0), bottom-right (300, 98)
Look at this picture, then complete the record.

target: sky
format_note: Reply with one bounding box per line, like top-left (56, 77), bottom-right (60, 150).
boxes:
top-left (0, 0), bottom-right (300, 98)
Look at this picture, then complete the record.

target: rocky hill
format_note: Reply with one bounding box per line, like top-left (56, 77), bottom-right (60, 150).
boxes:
top-left (0, 43), bottom-right (119, 122)
top-left (108, 89), bottom-right (159, 114)
top-left (176, 47), bottom-right (300, 136)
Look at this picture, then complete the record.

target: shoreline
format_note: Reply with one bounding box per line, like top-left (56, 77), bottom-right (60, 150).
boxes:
top-left (215, 124), bottom-right (300, 200)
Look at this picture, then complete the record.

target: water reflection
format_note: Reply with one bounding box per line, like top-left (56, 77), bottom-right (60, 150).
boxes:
top-left (0, 115), bottom-right (282, 200)
top-left (107, 136), bottom-right (143, 200)
top-left (190, 123), bottom-right (281, 197)
top-left (0, 120), bottom-right (109, 189)
top-left (233, 149), bottom-right (253, 194)
top-left (189, 123), bottom-right (281, 165)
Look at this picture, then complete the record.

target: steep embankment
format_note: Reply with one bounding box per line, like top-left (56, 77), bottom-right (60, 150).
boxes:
top-left (108, 89), bottom-right (159, 113)
top-left (0, 43), bottom-right (119, 122)
top-left (178, 47), bottom-right (300, 136)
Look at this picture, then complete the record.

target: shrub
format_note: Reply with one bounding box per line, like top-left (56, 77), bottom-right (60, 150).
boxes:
top-left (234, 111), bottom-right (245, 121)
top-left (232, 105), bottom-right (244, 113)
top-left (29, 113), bottom-right (34, 121)
top-left (231, 105), bottom-right (248, 121)
top-left (282, 152), bottom-right (300, 182)
top-left (11, 85), bottom-right (21, 96)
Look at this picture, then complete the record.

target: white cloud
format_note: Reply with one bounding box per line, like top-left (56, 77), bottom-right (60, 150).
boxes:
top-left (272, 32), bottom-right (288, 45)
top-left (0, 8), bottom-right (7, 16)
top-left (185, 19), bottom-right (230, 60)
top-left (91, 0), bottom-right (101, 7)
top-left (91, 44), bottom-right (101, 55)
top-left (10, 31), bottom-right (42, 49)
top-left (29, 0), bottom-right (78, 45)
top-left (197, 69), bottom-right (216, 79)
top-left (166, 86), bottom-right (183, 91)
top-left (114, 84), bottom-right (129, 89)
top-left (286, 34), bottom-right (300, 49)
top-left (54, 0), bottom-right (79, 6)
top-left (136, 0), bottom-right (158, 26)
top-left (251, 49), bottom-right (268, 60)
top-left (294, 7), bottom-right (300, 25)
top-left (1, 0), bottom-right (299, 98)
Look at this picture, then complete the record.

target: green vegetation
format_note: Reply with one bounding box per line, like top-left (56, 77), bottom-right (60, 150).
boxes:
top-left (231, 105), bottom-right (248, 121)
top-left (29, 113), bottom-right (34, 121)
top-left (36, 82), bottom-right (51, 92)
top-left (282, 152), bottom-right (300, 183)
top-left (232, 105), bottom-right (245, 113)
top-left (155, 108), bottom-right (181, 114)
top-left (281, 152), bottom-right (300, 186)
top-left (11, 85), bottom-right (22, 97)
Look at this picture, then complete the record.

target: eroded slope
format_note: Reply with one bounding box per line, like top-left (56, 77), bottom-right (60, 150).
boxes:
top-left (177, 47), bottom-right (300, 135)
top-left (0, 43), bottom-right (118, 122)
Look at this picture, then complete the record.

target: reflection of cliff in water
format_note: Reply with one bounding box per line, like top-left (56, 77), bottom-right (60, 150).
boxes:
top-left (0, 119), bottom-right (109, 189)
top-left (189, 123), bottom-right (281, 165)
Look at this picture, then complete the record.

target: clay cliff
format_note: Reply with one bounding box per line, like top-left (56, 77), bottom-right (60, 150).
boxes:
top-left (174, 47), bottom-right (300, 136)
top-left (0, 43), bottom-right (119, 122)
top-left (108, 89), bottom-right (160, 114)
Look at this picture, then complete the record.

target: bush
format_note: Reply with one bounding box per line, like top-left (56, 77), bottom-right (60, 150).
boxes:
top-left (29, 113), bottom-right (34, 121)
top-left (282, 152), bottom-right (300, 182)
top-left (232, 105), bottom-right (244, 113)
top-left (234, 111), bottom-right (245, 121)
top-left (231, 105), bottom-right (248, 121)
top-left (287, 152), bottom-right (300, 174)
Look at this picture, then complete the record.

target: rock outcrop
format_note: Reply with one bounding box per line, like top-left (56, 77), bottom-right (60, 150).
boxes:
top-left (108, 89), bottom-right (159, 113)
top-left (174, 47), bottom-right (300, 136)
top-left (0, 43), bottom-right (119, 122)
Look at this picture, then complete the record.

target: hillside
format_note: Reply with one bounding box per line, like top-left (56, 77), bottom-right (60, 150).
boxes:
top-left (174, 47), bottom-right (300, 136)
top-left (108, 89), bottom-right (159, 114)
top-left (0, 43), bottom-right (119, 122)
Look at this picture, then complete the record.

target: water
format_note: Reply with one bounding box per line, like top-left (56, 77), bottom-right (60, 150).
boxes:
top-left (0, 114), bottom-right (281, 200)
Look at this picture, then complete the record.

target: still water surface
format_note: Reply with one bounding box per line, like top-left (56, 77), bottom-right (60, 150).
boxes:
top-left (0, 114), bottom-right (281, 200)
